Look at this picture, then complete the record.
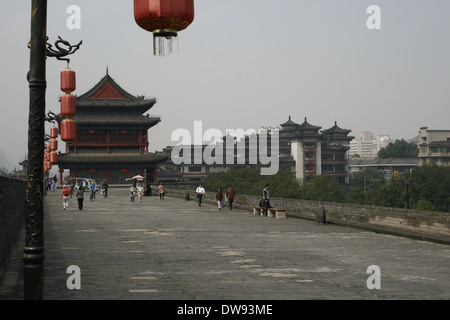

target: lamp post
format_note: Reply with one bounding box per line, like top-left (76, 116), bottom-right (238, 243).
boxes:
top-left (25, 0), bottom-right (81, 300)
top-left (24, 0), bottom-right (47, 300)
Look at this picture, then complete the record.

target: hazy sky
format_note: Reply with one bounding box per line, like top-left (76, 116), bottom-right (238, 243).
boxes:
top-left (1, 0), bottom-right (449, 171)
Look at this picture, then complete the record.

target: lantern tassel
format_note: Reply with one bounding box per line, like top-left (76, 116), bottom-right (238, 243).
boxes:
top-left (153, 36), bottom-right (179, 57)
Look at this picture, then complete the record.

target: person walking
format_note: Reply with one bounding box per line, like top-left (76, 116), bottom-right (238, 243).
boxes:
top-left (137, 184), bottom-right (144, 202)
top-left (263, 184), bottom-right (271, 215)
top-left (158, 182), bottom-right (165, 200)
top-left (130, 185), bottom-right (136, 202)
top-left (196, 184), bottom-right (205, 207)
top-left (102, 181), bottom-right (108, 198)
top-left (226, 185), bottom-right (236, 210)
top-left (89, 181), bottom-right (96, 201)
top-left (61, 185), bottom-right (71, 210)
top-left (215, 188), bottom-right (223, 210)
top-left (76, 187), bottom-right (85, 210)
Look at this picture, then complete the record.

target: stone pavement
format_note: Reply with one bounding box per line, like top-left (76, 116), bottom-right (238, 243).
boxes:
top-left (0, 188), bottom-right (449, 300)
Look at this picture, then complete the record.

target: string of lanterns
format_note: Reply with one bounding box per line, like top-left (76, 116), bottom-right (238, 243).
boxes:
top-left (44, 68), bottom-right (77, 174)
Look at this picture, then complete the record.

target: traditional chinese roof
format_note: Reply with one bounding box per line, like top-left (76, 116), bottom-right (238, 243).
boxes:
top-left (322, 121), bottom-right (352, 135)
top-left (57, 152), bottom-right (169, 168)
top-left (73, 114), bottom-right (161, 130)
top-left (76, 72), bottom-right (157, 115)
top-left (321, 121), bottom-right (354, 142)
top-left (280, 116), bottom-right (300, 129)
top-left (298, 117), bottom-right (322, 132)
top-left (350, 158), bottom-right (420, 167)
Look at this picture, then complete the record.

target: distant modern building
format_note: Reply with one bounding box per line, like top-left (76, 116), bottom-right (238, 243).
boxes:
top-left (57, 72), bottom-right (168, 184)
top-left (349, 131), bottom-right (392, 159)
top-left (418, 127), bottom-right (450, 167)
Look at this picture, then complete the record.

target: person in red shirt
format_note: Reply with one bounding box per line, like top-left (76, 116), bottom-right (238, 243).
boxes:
top-left (61, 185), bottom-right (71, 210)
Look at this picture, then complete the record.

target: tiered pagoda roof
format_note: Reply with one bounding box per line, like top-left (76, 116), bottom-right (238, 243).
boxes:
top-left (58, 153), bottom-right (169, 168)
top-left (58, 71), bottom-right (169, 169)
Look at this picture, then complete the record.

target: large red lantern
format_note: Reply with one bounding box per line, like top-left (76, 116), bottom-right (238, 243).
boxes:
top-left (60, 94), bottom-right (76, 118)
top-left (50, 126), bottom-right (59, 139)
top-left (50, 152), bottom-right (58, 164)
top-left (50, 139), bottom-right (58, 151)
top-left (61, 69), bottom-right (76, 93)
top-left (61, 119), bottom-right (77, 142)
top-left (134, 0), bottom-right (195, 55)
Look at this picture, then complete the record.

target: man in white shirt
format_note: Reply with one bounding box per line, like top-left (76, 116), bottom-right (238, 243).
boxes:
top-left (196, 184), bottom-right (206, 207)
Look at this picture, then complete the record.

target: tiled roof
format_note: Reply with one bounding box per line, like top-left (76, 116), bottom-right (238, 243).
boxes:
top-left (73, 114), bottom-right (160, 128)
top-left (58, 152), bottom-right (169, 165)
top-left (350, 158), bottom-right (420, 166)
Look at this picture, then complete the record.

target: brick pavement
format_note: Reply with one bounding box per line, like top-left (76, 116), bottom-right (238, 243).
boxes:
top-left (0, 188), bottom-right (449, 300)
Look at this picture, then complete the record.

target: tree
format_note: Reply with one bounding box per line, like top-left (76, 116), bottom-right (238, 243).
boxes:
top-left (408, 164), bottom-right (450, 211)
top-left (299, 175), bottom-right (346, 202)
top-left (206, 166), bottom-right (302, 199)
top-left (377, 139), bottom-right (418, 159)
top-left (349, 168), bottom-right (385, 191)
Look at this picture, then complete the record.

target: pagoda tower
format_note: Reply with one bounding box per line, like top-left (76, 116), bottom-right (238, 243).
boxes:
top-left (57, 71), bottom-right (168, 184)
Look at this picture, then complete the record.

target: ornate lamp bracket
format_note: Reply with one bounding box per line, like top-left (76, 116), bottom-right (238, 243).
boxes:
top-left (45, 36), bottom-right (83, 67)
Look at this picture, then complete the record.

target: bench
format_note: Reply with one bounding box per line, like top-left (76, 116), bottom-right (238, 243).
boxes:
top-left (253, 206), bottom-right (286, 219)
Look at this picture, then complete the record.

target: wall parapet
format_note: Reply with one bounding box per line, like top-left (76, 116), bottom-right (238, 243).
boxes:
top-left (165, 186), bottom-right (450, 245)
top-left (0, 177), bottom-right (27, 278)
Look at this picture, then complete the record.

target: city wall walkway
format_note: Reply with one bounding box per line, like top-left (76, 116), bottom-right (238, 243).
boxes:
top-left (0, 188), bottom-right (449, 300)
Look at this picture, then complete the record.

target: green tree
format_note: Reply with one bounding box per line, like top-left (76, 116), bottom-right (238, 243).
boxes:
top-left (377, 139), bottom-right (418, 159)
top-left (408, 164), bottom-right (450, 211)
top-left (349, 168), bottom-right (385, 191)
top-left (299, 175), bottom-right (346, 202)
top-left (206, 166), bottom-right (301, 199)
top-left (365, 180), bottom-right (408, 208)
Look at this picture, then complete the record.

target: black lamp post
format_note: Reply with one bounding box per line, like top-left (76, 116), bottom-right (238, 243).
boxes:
top-left (25, 0), bottom-right (81, 300)
top-left (24, 0), bottom-right (47, 300)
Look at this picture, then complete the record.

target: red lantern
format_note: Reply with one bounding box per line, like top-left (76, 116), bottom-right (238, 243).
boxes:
top-left (122, 169), bottom-right (129, 173)
top-left (50, 126), bottom-right (58, 139)
top-left (60, 94), bottom-right (76, 118)
top-left (61, 119), bottom-right (77, 142)
top-left (134, 0), bottom-right (195, 55)
top-left (50, 152), bottom-right (58, 164)
top-left (89, 169), bottom-right (96, 173)
top-left (61, 69), bottom-right (76, 93)
top-left (50, 139), bottom-right (58, 151)
top-left (46, 145), bottom-right (51, 153)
